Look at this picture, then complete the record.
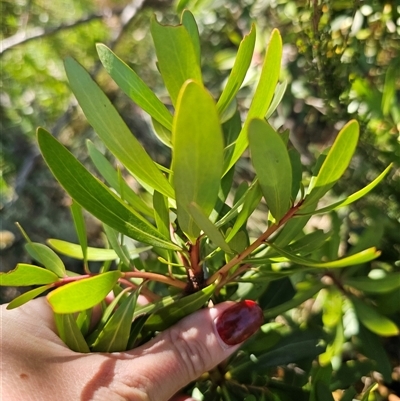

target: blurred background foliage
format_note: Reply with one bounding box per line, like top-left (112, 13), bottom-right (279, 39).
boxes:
top-left (1, 0), bottom-right (399, 397)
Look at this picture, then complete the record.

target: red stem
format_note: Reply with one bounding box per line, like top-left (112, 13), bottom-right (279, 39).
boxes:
top-left (207, 202), bottom-right (303, 285)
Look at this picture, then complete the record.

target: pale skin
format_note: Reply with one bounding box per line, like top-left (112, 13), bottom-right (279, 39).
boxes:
top-left (0, 297), bottom-right (238, 401)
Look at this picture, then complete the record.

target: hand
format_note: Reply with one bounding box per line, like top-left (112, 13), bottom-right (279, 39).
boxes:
top-left (1, 296), bottom-right (262, 401)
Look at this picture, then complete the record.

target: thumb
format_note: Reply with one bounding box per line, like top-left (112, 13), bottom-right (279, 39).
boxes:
top-left (117, 300), bottom-right (263, 401)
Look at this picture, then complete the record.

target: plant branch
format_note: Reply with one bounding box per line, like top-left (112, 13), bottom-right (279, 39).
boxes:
top-left (207, 202), bottom-right (303, 285)
top-left (123, 271), bottom-right (186, 289)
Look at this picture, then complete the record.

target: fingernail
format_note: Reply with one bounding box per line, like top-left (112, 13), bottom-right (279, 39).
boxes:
top-left (215, 300), bottom-right (263, 346)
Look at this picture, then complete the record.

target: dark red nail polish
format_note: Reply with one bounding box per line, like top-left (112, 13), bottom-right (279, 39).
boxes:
top-left (216, 300), bottom-right (263, 346)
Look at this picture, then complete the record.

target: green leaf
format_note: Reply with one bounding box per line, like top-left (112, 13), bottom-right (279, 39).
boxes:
top-left (87, 141), bottom-right (154, 217)
top-left (340, 387), bottom-right (357, 401)
top-left (150, 17), bottom-right (203, 106)
top-left (289, 148), bottom-right (303, 200)
top-left (47, 271), bottom-right (122, 314)
top-left (96, 44), bottom-right (173, 130)
top-left (76, 308), bottom-right (92, 337)
top-left (224, 29), bottom-right (282, 174)
top-left (103, 224), bottom-right (131, 268)
top-left (350, 296), bottom-right (399, 337)
top-left (37, 128), bottom-right (178, 250)
top-left (48, 239), bottom-right (150, 261)
top-left (298, 164), bottom-right (393, 216)
top-left (382, 66), bottom-right (396, 116)
top-left (263, 282), bottom-right (324, 320)
top-left (344, 273), bottom-right (400, 294)
top-left (181, 10), bottom-right (201, 67)
top-left (188, 202), bottom-right (232, 253)
top-left (64, 57), bottom-right (174, 198)
top-left (54, 313), bottom-right (90, 353)
top-left (70, 201), bottom-right (88, 262)
top-left (267, 244), bottom-right (381, 268)
top-left (232, 329), bottom-right (325, 375)
top-left (6, 285), bottom-right (53, 309)
top-left (91, 290), bottom-right (139, 352)
top-left (360, 383), bottom-right (378, 401)
top-left (302, 120), bottom-right (359, 207)
top-left (266, 230), bottom-right (330, 258)
top-left (1, 264), bottom-right (59, 286)
top-left (314, 381), bottom-right (335, 401)
top-left (151, 118), bottom-right (172, 148)
top-left (153, 191), bottom-right (170, 239)
top-left (172, 81), bottom-right (224, 240)
top-left (358, 324), bottom-right (392, 382)
top-left (144, 282), bottom-right (216, 331)
top-left (248, 119), bottom-right (292, 221)
top-left (225, 180), bottom-right (262, 242)
top-left (265, 80), bottom-right (288, 119)
top-left (217, 24), bottom-right (256, 117)
top-left (322, 288), bottom-right (343, 327)
top-left (127, 314), bottom-right (149, 349)
top-left (25, 242), bottom-right (66, 278)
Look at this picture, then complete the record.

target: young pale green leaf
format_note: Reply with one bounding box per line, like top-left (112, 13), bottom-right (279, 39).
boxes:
top-left (48, 239), bottom-right (150, 261)
top-left (54, 313), bottom-right (90, 353)
top-left (360, 383), bottom-right (379, 401)
top-left (103, 224), bottom-right (131, 267)
top-left (216, 24), bottom-right (256, 117)
top-left (188, 202), bottom-right (232, 253)
top-left (25, 242), bottom-right (66, 278)
top-left (47, 271), bottom-right (122, 314)
top-left (345, 274), bottom-right (400, 294)
top-left (181, 10), bottom-right (201, 67)
top-left (153, 191), bottom-right (170, 239)
top-left (302, 120), bottom-right (359, 207)
top-left (150, 17), bottom-right (203, 106)
top-left (265, 80), bottom-right (288, 119)
top-left (1, 264), bottom-right (59, 286)
top-left (267, 244), bottom-right (381, 268)
top-left (38, 128), bottom-right (179, 250)
top-left (248, 119), bottom-right (292, 222)
top-left (225, 181), bottom-right (262, 242)
top-left (6, 285), bottom-right (53, 310)
top-left (96, 44), bottom-right (173, 131)
top-left (172, 81), bottom-right (224, 241)
top-left (351, 296), bottom-right (399, 337)
top-left (91, 290), bottom-right (139, 352)
top-left (87, 141), bottom-right (154, 217)
top-left (322, 288), bottom-right (342, 328)
top-left (298, 163), bottom-right (393, 216)
top-left (144, 282), bottom-right (216, 332)
top-left (224, 29), bottom-right (282, 174)
top-left (151, 118), bottom-right (172, 148)
top-left (64, 57), bottom-right (174, 199)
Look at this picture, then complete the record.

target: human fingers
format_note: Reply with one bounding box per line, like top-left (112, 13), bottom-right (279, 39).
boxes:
top-left (114, 300), bottom-right (263, 401)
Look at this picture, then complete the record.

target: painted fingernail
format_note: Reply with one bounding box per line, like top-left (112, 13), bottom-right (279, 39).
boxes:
top-left (216, 300), bottom-right (263, 346)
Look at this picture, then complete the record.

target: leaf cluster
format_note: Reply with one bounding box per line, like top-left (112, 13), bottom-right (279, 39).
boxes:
top-left (1, 10), bottom-right (398, 400)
